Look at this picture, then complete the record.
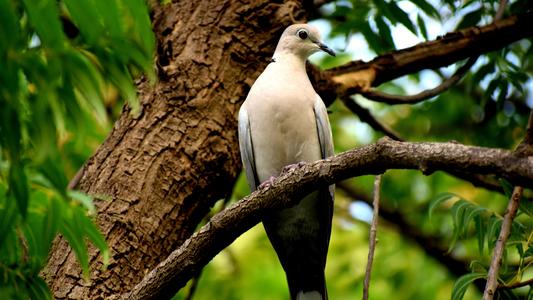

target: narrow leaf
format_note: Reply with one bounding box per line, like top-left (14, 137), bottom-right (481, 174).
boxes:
top-left (409, 0), bottom-right (441, 20)
top-left (61, 219), bottom-right (90, 279)
top-left (26, 275), bottom-right (52, 300)
top-left (417, 14), bottom-right (428, 40)
top-left (499, 179), bottom-right (514, 198)
top-left (456, 9), bottom-right (483, 30)
top-left (429, 192), bottom-right (458, 221)
top-left (474, 215), bottom-right (486, 255)
top-left (9, 162), bottom-right (29, 217)
top-left (21, 0), bottom-right (65, 49)
top-left (386, 1), bottom-right (417, 34)
top-left (451, 272), bottom-right (486, 300)
top-left (76, 209), bottom-right (109, 268)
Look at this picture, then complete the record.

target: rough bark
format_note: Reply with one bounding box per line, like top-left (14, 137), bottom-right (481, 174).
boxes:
top-left (43, 0), bottom-right (307, 298)
top-left (127, 137), bottom-right (533, 299)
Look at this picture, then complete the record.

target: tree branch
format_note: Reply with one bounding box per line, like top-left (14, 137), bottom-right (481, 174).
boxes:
top-left (330, 12), bottom-right (533, 87)
top-left (310, 13), bottom-right (533, 105)
top-left (125, 138), bottom-right (533, 299)
top-left (356, 0), bottom-right (508, 104)
top-left (340, 96), bottom-right (403, 141)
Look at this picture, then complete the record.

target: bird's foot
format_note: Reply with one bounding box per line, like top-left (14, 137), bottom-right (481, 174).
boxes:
top-left (281, 161), bottom-right (306, 174)
top-left (258, 176), bottom-right (276, 190)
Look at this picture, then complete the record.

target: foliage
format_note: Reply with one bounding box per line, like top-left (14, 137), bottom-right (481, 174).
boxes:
top-left (0, 0), bottom-right (154, 297)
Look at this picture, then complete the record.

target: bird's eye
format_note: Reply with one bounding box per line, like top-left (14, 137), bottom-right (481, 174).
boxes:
top-left (297, 29), bottom-right (308, 40)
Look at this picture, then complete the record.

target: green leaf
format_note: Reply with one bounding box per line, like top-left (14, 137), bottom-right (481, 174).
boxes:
top-left (64, 0), bottom-right (103, 44)
top-left (375, 17), bottom-right (394, 51)
top-left (26, 275), bottom-right (52, 300)
top-left (386, 1), bottom-right (417, 34)
top-left (124, 0), bottom-right (155, 63)
top-left (451, 272), bottom-right (486, 300)
top-left (360, 23), bottom-right (384, 53)
top-left (487, 216), bottom-right (503, 247)
top-left (76, 209), bottom-right (109, 268)
top-left (9, 162), bottom-right (29, 217)
top-left (21, 0), bottom-right (65, 49)
top-left (499, 179), bottom-right (514, 198)
top-left (486, 78), bottom-right (500, 100)
top-left (524, 246), bottom-right (533, 258)
top-left (41, 196), bottom-right (62, 248)
top-left (0, 189), bottom-right (19, 249)
top-left (93, 0), bottom-right (122, 38)
top-left (472, 61), bottom-right (495, 85)
top-left (417, 14), bottom-right (428, 40)
top-left (456, 9), bottom-right (483, 30)
top-left (450, 199), bottom-right (471, 248)
top-left (107, 55), bottom-right (139, 115)
top-left (474, 215), bottom-right (486, 255)
top-left (428, 192), bottom-right (458, 221)
top-left (61, 216), bottom-right (90, 279)
top-left (497, 81), bottom-right (508, 104)
top-left (68, 190), bottom-right (96, 215)
top-left (0, 0), bottom-right (20, 53)
top-left (519, 200), bottom-right (533, 218)
top-left (409, 0), bottom-right (441, 20)
top-left (64, 50), bottom-right (107, 123)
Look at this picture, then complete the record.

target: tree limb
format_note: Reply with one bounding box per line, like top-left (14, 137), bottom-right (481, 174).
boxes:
top-left (340, 96), bottom-right (403, 141)
top-left (310, 12), bottom-right (533, 105)
top-left (356, 0), bottom-right (508, 104)
top-left (125, 138), bottom-right (533, 299)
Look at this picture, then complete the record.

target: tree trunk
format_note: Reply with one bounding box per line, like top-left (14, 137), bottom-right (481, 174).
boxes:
top-left (43, 0), bottom-right (308, 298)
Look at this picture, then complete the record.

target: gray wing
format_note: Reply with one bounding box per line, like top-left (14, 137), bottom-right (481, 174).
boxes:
top-left (238, 107), bottom-right (259, 192)
top-left (313, 95), bottom-right (334, 160)
top-left (314, 93), bottom-right (335, 210)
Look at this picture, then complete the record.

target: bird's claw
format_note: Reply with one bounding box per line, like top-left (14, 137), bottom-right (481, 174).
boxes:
top-left (281, 162), bottom-right (306, 174)
top-left (258, 176), bottom-right (276, 190)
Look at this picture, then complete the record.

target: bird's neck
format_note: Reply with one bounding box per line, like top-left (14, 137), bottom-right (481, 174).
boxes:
top-left (271, 52), bottom-right (308, 72)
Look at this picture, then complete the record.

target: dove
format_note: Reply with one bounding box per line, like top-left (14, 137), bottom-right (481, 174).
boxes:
top-left (238, 24), bottom-right (335, 300)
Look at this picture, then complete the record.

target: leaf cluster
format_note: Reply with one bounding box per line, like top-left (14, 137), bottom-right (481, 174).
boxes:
top-left (0, 0), bottom-right (154, 297)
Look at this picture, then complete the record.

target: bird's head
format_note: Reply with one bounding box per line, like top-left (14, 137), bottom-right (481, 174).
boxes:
top-left (274, 24), bottom-right (336, 59)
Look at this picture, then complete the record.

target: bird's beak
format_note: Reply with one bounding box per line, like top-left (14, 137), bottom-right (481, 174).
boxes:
top-left (317, 42), bottom-right (336, 57)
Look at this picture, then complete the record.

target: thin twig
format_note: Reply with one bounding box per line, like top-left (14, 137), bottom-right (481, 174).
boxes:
top-left (494, 0), bottom-right (508, 21)
top-left (362, 175), bottom-right (382, 300)
top-left (184, 270), bottom-right (203, 300)
top-left (483, 186), bottom-right (523, 299)
top-left (340, 96), bottom-right (403, 141)
top-left (359, 57), bottom-right (477, 105)
top-left (498, 277), bottom-right (533, 290)
top-left (484, 103), bottom-right (531, 299)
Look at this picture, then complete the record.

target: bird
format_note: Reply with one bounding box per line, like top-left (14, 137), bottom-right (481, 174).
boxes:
top-left (238, 24), bottom-right (335, 300)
